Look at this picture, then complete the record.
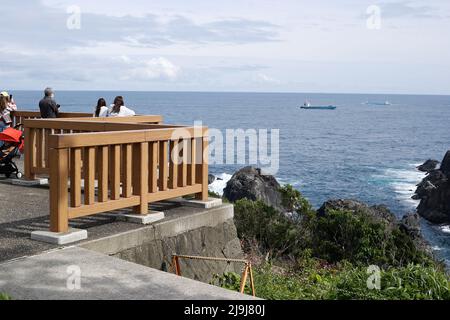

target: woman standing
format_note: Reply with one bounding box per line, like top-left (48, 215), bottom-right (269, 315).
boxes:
top-left (94, 98), bottom-right (108, 117)
top-left (107, 96), bottom-right (136, 117)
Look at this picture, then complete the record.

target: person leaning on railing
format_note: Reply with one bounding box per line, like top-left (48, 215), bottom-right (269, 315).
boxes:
top-left (107, 96), bottom-right (136, 117)
top-left (39, 87), bottom-right (60, 118)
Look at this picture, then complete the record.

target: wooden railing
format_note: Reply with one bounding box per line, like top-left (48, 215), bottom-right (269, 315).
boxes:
top-left (10, 111), bottom-right (93, 127)
top-left (23, 116), bottom-right (164, 179)
top-left (47, 127), bottom-right (209, 232)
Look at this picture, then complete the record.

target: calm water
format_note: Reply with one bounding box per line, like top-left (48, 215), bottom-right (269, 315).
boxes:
top-left (12, 90), bottom-right (450, 265)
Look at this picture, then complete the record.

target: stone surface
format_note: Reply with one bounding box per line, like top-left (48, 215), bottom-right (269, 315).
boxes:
top-left (417, 159), bottom-right (440, 173)
top-left (176, 197), bottom-right (223, 209)
top-left (81, 204), bottom-right (243, 284)
top-left (31, 228), bottom-right (88, 245)
top-left (117, 211), bottom-right (165, 224)
top-left (10, 178), bottom-right (48, 186)
top-left (223, 166), bottom-right (285, 212)
top-left (0, 247), bottom-right (256, 300)
top-left (414, 150), bottom-right (450, 224)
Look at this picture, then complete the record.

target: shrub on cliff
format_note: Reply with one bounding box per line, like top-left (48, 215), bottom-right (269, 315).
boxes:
top-left (233, 198), bottom-right (303, 258)
top-left (308, 209), bottom-right (433, 267)
top-left (234, 184), bottom-right (433, 267)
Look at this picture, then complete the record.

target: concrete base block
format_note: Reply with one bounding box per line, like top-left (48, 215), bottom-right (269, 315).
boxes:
top-left (31, 228), bottom-right (87, 245)
top-left (174, 197), bottom-right (223, 209)
top-left (118, 211), bottom-right (165, 225)
top-left (11, 178), bottom-right (48, 186)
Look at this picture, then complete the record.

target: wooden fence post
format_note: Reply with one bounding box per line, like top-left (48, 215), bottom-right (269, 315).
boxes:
top-left (49, 147), bottom-right (69, 233)
top-left (132, 142), bottom-right (149, 214)
top-left (24, 127), bottom-right (36, 180)
top-left (195, 136), bottom-right (209, 201)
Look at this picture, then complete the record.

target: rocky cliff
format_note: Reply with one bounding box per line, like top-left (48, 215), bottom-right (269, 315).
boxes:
top-left (414, 150), bottom-right (450, 224)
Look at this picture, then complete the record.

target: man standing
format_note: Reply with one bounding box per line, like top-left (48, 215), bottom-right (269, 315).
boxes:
top-left (39, 87), bottom-right (60, 118)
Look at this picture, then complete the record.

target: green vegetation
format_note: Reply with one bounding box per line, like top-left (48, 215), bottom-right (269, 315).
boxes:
top-left (214, 263), bottom-right (450, 300)
top-left (217, 185), bottom-right (450, 300)
top-left (0, 293), bottom-right (11, 300)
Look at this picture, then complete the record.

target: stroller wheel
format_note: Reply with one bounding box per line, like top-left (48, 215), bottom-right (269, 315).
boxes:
top-left (16, 172), bottom-right (23, 179)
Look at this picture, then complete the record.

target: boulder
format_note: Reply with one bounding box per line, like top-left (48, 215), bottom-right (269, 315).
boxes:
top-left (208, 174), bottom-right (216, 185)
top-left (417, 159), bottom-right (440, 173)
top-left (223, 166), bottom-right (285, 212)
top-left (414, 151), bottom-right (450, 224)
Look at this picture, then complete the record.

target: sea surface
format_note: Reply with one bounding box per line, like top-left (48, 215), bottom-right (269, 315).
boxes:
top-left (11, 90), bottom-right (450, 265)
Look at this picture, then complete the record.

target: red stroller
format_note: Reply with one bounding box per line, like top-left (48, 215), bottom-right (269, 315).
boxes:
top-left (0, 127), bottom-right (24, 179)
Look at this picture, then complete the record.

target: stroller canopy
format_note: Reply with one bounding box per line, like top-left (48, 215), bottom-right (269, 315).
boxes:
top-left (0, 128), bottom-right (23, 144)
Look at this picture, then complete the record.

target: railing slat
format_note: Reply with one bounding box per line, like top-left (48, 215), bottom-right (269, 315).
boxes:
top-left (98, 146), bottom-right (109, 202)
top-left (169, 140), bottom-right (179, 189)
top-left (179, 139), bottom-right (188, 187)
top-left (122, 144), bottom-right (132, 198)
top-left (149, 141), bottom-right (158, 193)
top-left (110, 145), bottom-right (121, 200)
top-left (188, 138), bottom-right (196, 186)
top-left (84, 147), bottom-right (96, 205)
top-left (159, 141), bottom-right (168, 191)
top-left (70, 148), bottom-right (82, 207)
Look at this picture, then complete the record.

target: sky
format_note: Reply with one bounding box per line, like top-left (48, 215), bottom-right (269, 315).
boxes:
top-left (1, 0), bottom-right (450, 94)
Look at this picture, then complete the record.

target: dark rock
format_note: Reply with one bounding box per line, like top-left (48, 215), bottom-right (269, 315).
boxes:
top-left (440, 150), bottom-right (450, 175)
top-left (417, 159), bottom-right (440, 173)
top-left (208, 174), bottom-right (216, 185)
top-left (414, 150), bottom-right (450, 224)
top-left (399, 213), bottom-right (432, 255)
top-left (223, 166), bottom-right (285, 212)
top-left (317, 199), bottom-right (396, 226)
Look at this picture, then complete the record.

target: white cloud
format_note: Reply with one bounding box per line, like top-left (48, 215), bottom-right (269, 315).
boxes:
top-left (122, 57), bottom-right (180, 80)
top-left (256, 73), bottom-right (280, 84)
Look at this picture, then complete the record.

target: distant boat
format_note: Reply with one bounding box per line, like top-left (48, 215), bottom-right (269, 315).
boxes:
top-left (364, 101), bottom-right (391, 106)
top-left (300, 101), bottom-right (337, 110)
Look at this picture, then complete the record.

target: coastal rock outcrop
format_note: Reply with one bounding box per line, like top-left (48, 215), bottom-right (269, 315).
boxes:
top-left (318, 199), bottom-right (431, 254)
top-left (414, 150), bottom-right (450, 224)
top-left (417, 159), bottom-right (440, 173)
top-left (223, 166), bottom-right (285, 212)
top-left (317, 199), bottom-right (397, 225)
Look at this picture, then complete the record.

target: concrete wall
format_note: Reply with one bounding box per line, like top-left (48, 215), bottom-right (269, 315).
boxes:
top-left (81, 204), bottom-right (244, 283)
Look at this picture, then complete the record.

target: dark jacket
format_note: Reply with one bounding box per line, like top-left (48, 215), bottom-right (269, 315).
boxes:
top-left (39, 96), bottom-right (59, 118)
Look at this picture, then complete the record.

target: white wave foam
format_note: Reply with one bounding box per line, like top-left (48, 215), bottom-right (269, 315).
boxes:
top-left (373, 165), bottom-right (426, 208)
top-left (440, 225), bottom-right (450, 234)
top-left (208, 173), bottom-right (232, 196)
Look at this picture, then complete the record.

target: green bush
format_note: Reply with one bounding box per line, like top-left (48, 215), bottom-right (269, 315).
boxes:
top-left (214, 263), bottom-right (450, 300)
top-left (309, 209), bottom-right (433, 267)
top-left (234, 198), bottom-right (303, 257)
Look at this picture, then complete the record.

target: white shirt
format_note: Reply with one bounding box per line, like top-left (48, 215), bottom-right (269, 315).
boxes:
top-left (93, 106), bottom-right (108, 117)
top-left (107, 105), bottom-right (136, 117)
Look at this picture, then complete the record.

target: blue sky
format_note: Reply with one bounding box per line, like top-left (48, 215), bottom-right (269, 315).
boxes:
top-left (1, 0), bottom-right (450, 94)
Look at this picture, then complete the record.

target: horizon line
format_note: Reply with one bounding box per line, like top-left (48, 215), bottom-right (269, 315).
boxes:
top-left (5, 89), bottom-right (450, 97)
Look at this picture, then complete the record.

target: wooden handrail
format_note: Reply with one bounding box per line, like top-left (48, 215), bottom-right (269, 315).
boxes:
top-left (48, 127), bottom-right (209, 233)
top-left (22, 115), bottom-right (209, 233)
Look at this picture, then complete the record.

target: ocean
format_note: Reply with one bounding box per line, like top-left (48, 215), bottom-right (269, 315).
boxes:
top-left (11, 90), bottom-right (450, 265)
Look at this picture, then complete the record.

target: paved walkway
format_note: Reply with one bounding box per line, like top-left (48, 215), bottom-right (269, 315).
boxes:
top-left (0, 247), bottom-right (254, 300)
